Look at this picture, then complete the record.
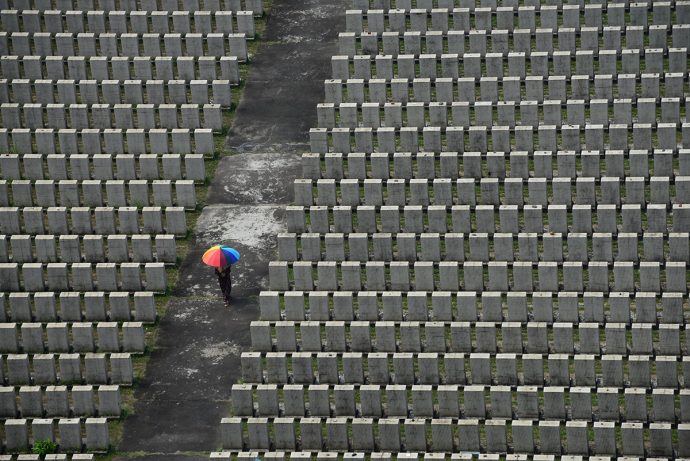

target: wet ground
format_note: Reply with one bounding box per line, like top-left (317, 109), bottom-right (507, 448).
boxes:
top-left (114, 0), bottom-right (344, 457)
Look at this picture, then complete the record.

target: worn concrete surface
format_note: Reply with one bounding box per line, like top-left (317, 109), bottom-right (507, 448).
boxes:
top-left (175, 205), bottom-right (285, 299)
top-left (115, 0), bottom-right (344, 457)
top-left (205, 153), bottom-right (301, 205)
top-left (226, 0), bottom-right (344, 152)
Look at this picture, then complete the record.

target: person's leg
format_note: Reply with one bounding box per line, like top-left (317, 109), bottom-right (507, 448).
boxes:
top-left (217, 279), bottom-right (224, 296)
top-left (222, 275), bottom-right (232, 304)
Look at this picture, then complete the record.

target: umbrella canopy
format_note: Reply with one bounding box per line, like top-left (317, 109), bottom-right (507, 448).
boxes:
top-left (202, 245), bottom-right (241, 268)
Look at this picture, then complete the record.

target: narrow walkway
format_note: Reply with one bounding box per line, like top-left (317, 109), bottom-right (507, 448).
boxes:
top-left (113, 1), bottom-right (344, 459)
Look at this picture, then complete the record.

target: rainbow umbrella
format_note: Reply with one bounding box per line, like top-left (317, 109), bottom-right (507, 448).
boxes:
top-left (202, 245), bottom-right (241, 268)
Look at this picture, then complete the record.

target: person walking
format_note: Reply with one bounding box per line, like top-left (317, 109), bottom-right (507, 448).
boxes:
top-left (215, 265), bottom-right (233, 305)
top-left (202, 245), bottom-right (241, 306)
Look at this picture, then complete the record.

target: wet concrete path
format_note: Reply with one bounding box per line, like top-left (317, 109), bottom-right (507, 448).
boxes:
top-left (114, 1), bottom-right (344, 458)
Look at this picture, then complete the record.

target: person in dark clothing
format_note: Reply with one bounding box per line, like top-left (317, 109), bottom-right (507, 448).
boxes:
top-left (215, 265), bottom-right (232, 305)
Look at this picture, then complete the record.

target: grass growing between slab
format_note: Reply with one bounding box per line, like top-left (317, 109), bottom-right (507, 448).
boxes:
top-left (97, 4), bottom-right (273, 459)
